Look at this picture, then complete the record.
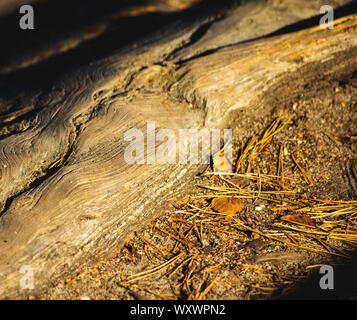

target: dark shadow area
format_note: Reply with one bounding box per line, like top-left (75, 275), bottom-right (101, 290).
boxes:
top-left (1, 0), bottom-right (355, 103)
top-left (278, 255), bottom-right (357, 300)
top-left (0, 0), bottom-right (236, 103)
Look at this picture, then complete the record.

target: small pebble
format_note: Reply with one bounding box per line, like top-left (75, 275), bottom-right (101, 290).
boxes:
top-left (246, 239), bottom-right (267, 251)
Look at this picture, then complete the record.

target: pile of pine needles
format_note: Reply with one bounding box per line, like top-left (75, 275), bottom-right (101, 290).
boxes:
top-left (65, 112), bottom-right (357, 299)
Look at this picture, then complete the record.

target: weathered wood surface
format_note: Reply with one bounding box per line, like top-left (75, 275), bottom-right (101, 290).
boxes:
top-left (0, 0), bottom-right (356, 298)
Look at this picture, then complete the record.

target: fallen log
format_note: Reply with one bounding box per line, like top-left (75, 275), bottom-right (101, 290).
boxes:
top-left (0, 0), bottom-right (356, 298)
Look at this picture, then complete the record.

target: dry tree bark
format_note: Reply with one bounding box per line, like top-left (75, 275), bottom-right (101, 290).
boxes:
top-left (0, 0), bottom-right (356, 298)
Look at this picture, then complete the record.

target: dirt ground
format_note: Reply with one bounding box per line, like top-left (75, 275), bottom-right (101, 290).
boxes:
top-left (20, 70), bottom-right (357, 300)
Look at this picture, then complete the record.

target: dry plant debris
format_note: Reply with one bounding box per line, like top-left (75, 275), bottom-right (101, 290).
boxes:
top-left (36, 98), bottom-right (357, 300)
top-left (116, 113), bottom-right (357, 299)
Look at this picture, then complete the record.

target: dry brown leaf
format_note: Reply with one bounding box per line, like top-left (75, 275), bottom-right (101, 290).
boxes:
top-left (281, 214), bottom-right (316, 227)
top-left (211, 197), bottom-right (245, 215)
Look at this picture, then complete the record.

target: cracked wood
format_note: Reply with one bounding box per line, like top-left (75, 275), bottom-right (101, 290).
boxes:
top-left (0, 0), bottom-right (356, 298)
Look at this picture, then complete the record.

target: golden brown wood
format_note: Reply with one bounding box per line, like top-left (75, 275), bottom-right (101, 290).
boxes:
top-left (0, 0), bottom-right (356, 298)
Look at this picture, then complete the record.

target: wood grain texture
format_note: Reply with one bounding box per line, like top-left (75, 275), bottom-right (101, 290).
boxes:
top-left (0, 0), bottom-right (356, 298)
